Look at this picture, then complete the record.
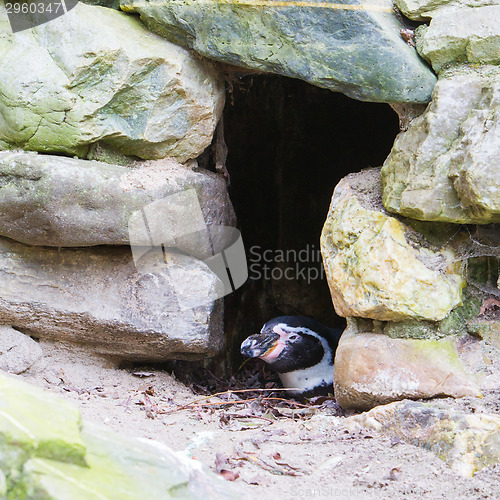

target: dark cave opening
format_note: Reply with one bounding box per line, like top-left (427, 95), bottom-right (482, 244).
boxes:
top-left (221, 75), bottom-right (400, 369)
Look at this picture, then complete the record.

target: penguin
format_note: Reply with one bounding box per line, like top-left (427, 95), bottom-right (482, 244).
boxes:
top-left (240, 316), bottom-right (343, 399)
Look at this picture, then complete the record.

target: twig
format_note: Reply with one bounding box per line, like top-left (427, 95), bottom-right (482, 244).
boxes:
top-left (159, 389), bottom-right (308, 414)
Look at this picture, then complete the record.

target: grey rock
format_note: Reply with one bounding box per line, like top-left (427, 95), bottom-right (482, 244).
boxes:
top-left (394, 0), bottom-right (498, 20)
top-left (416, 6), bottom-right (500, 72)
top-left (382, 65), bottom-right (500, 224)
top-left (0, 151), bottom-right (235, 247)
top-left (0, 326), bottom-right (42, 374)
top-left (120, 0), bottom-right (437, 103)
top-left (0, 237), bottom-right (225, 361)
top-left (0, 3), bottom-right (224, 161)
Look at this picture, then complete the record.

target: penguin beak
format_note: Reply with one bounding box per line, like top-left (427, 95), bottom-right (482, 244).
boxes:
top-left (241, 332), bottom-right (280, 358)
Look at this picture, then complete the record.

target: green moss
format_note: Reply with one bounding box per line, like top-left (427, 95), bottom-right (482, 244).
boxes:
top-left (86, 143), bottom-right (138, 167)
top-left (383, 287), bottom-right (482, 339)
top-left (468, 319), bottom-right (500, 348)
top-left (384, 319), bottom-right (439, 339)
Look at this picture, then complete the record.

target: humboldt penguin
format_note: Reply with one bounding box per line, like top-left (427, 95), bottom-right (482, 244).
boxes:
top-left (240, 316), bottom-right (343, 398)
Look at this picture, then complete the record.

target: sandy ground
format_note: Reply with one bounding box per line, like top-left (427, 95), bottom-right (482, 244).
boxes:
top-left (16, 342), bottom-right (500, 500)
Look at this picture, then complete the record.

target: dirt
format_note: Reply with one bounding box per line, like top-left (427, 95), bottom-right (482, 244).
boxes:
top-left (16, 341), bottom-right (500, 500)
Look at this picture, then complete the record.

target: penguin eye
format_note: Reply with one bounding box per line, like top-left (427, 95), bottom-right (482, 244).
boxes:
top-left (288, 334), bottom-right (299, 342)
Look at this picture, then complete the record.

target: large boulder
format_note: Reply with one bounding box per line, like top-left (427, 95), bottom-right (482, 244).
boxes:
top-left (346, 399), bottom-right (500, 477)
top-left (120, 0), bottom-right (437, 103)
top-left (381, 65), bottom-right (500, 224)
top-left (320, 168), bottom-right (465, 322)
top-left (0, 3), bottom-right (224, 161)
top-left (334, 320), bottom-right (481, 410)
top-left (0, 373), bottom-right (239, 499)
top-left (416, 6), bottom-right (500, 72)
top-left (0, 236), bottom-right (224, 361)
top-left (0, 151), bottom-right (234, 247)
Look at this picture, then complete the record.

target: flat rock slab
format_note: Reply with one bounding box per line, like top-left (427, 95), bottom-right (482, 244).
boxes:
top-left (120, 0), bottom-right (437, 103)
top-left (0, 325), bottom-right (42, 374)
top-left (346, 399), bottom-right (500, 476)
top-left (382, 65), bottom-right (500, 224)
top-left (320, 168), bottom-right (465, 322)
top-left (0, 237), bottom-right (224, 361)
top-left (334, 322), bottom-right (481, 410)
top-left (0, 3), bottom-right (224, 161)
top-left (0, 151), bottom-right (234, 247)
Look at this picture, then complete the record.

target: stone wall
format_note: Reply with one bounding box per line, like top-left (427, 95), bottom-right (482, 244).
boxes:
top-left (320, 0), bottom-right (499, 409)
top-left (0, 1), bottom-right (498, 401)
top-left (0, 3), bottom-right (230, 361)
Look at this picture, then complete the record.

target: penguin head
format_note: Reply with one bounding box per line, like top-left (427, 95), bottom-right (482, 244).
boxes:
top-left (240, 316), bottom-right (330, 374)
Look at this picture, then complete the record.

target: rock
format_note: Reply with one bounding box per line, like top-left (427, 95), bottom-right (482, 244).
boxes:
top-left (468, 319), bottom-right (500, 349)
top-left (0, 151), bottom-right (234, 247)
top-left (0, 373), bottom-right (86, 481)
top-left (382, 65), bottom-right (500, 224)
top-left (334, 320), bottom-right (481, 410)
top-left (381, 287), bottom-right (483, 339)
top-left (0, 236), bottom-right (224, 362)
top-left (345, 400), bottom-right (500, 476)
top-left (24, 423), bottom-right (239, 500)
top-left (455, 331), bottom-right (500, 391)
top-left (0, 326), bottom-right (42, 374)
top-left (120, 0), bottom-right (437, 103)
top-left (394, 0), bottom-right (498, 21)
top-left (320, 168), bottom-right (465, 322)
top-left (0, 3), bottom-right (224, 161)
top-left (0, 373), bottom-right (239, 499)
top-left (416, 6), bottom-right (500, 72)
top-left (80, 0), bottom-right (121, 8)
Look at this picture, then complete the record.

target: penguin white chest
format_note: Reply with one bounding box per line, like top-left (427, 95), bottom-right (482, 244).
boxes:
top-left (278, 356), bottom-right (334, 394)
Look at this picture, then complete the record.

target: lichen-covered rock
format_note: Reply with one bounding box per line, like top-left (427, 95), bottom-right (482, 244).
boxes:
top-left (24, 424), bottom-right (239, 500)
top-left (0, 374), bottom-right (239, 499)
top-left (416, 6), bottom-right (500, 72)
top-left (0, 236), bottom-right (224, 362)
top-left (320, 169), bottom-right (465, 322)
top-left (0, 326), bottom-right (42, 374)
top-left (382, 65), bottom-right (500, 224)
top-left (0, 373), bottom-right (86, 482)
top-left (381, 287), bottom-right (483, 339)
top-left (0, 151), bottom-right (234, 247)
top-left (0, 3), bottom-right (224, 161)
top-left (334, 321), bottom-right (480, 410)
top-left (346, 400), bottom-right (500, 476)
top-left (394, 0), bottom-right (497, 20)
top-left (120, 0), bottom-right (437, 103)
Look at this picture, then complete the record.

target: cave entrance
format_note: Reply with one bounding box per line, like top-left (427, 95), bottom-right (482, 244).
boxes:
top-left (222, 75), bottom-right (400, 364)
